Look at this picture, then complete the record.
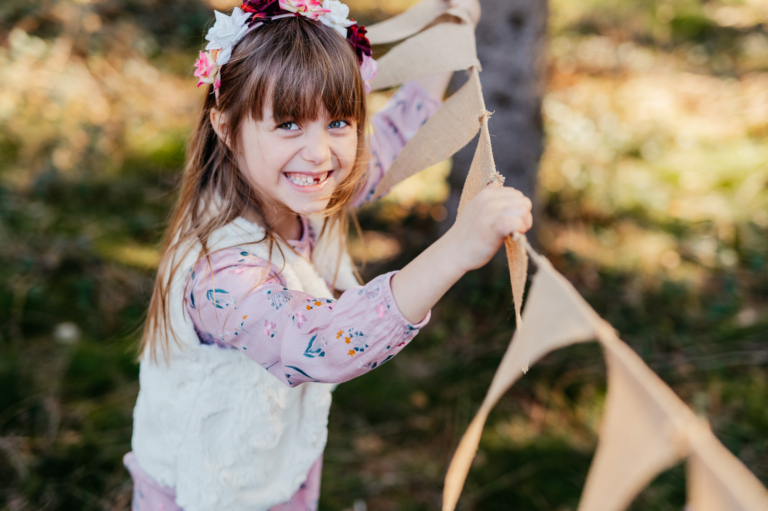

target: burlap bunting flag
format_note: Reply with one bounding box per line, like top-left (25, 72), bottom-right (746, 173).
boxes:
top-left (580, 334), bottom-right (694, 511)
top-left (365, 1), bottom-right (768, 510)
top-left (372, 67), bottom-right (485, 200)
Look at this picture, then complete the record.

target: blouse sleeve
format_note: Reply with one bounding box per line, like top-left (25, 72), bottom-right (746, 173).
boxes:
top-left (352, 81), bottom-right (443, 207)
top-left (185, 248), bottom-right (430, 387)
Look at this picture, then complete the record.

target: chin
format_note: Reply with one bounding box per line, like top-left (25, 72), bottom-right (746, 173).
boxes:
top-left (292, 197), bottom-right (332, 215)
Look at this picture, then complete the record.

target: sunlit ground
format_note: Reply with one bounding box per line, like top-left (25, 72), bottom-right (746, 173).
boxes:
top-left (0, 0), bottom-right (767, 509)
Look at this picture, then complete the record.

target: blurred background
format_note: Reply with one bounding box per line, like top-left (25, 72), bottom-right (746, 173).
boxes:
top-left (1, 0), bottom-right (767, 509)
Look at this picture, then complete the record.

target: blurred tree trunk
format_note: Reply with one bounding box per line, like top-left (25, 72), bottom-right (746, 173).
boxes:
top-left (442, 0), bottom-right (548, 240)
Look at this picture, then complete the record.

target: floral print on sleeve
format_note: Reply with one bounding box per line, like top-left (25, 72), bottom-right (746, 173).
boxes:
top-left (185, 248), bottom-right (430, 388)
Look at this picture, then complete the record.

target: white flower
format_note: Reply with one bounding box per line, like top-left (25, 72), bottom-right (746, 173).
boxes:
top-left (215, 46), bottom-right (233, 67)
top-left (320, 0), bottom-right (354, 37)
top-left (205, 7), bottom-right (252, 54)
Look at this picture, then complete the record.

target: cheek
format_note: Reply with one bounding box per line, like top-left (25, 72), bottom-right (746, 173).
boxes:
top-left (241, 135), bottom-right (292, 184)
top-left (336, 133), bottom-right (359, 178)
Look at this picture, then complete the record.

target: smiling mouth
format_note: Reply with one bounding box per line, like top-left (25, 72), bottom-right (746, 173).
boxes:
top-left (284, 171), bottom-right (332, 187)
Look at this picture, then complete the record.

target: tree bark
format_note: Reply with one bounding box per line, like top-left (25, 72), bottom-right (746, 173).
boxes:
top-left (442, 0), bottom-right (548, 240)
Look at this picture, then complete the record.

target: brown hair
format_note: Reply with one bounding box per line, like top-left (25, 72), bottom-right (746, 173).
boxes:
top-left (141, 16), bottom-right (369, 361)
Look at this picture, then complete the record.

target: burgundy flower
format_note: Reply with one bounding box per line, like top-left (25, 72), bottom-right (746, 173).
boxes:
top-left (346, 23), bottom-right (372, 63)
top-left (240, 0), bottom-right (285, 20)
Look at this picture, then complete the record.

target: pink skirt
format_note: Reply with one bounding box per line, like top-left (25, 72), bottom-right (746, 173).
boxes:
top-left (123, 452), bottom-right (322, 511)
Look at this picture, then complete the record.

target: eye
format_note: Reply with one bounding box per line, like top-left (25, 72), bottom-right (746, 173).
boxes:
top-left (278, 121), bottom-right (300, 131)
top-left (328, 120), bottom-right (349, 129)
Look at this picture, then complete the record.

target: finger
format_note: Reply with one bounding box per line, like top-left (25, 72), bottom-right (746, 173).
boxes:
top-left (482, 185), bottom-right (526, 202)
top-left (496, 207), bottom-right (532, 232)
top-left (512, 211), bottom-right (533, 234)
top-left (515, 195), bottom-right (533, 212)
top-left (471, 184), bottom-right (505, 209)
top-left (476, 185), bottom-right (522, 206)
top-left (500, 187), bottom-right (526, 200)
top-left (523, 211), bottom-right (533, 232)
top-left (492, 214), bottom-right (524, 238)
top-left (472, 187), bottom-right (531, 221)
top-left (498, 196), bottom-right (532, 211)
top-left (501, 207), bottom-right (533, 222)
top-left (484, 196), bottom-right (532, 217)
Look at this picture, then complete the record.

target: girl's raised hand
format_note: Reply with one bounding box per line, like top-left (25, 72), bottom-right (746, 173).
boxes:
top-left (391, 185), bottom-right (532, 325)
top-left (446, 184), bottom-right (533, 273)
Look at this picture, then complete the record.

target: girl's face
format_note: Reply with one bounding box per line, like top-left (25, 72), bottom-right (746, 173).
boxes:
top-left (237, 103), bottom-right (358, 216)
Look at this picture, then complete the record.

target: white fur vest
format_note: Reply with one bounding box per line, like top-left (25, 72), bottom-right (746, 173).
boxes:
top-left (131, 215), bottom-right (358, 511)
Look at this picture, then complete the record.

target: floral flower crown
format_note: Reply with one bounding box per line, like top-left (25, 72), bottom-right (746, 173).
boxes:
top-left (194, 0), bottom-right (377, 95)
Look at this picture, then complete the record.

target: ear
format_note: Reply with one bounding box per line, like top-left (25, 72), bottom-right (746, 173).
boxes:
top-left (210, 108), bottom-right (231, 148)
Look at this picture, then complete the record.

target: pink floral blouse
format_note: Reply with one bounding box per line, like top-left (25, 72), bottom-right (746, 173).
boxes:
top-left (127, 81), bottom-right (442, 511)
top-left (186, 251), bottom-right (430, 387)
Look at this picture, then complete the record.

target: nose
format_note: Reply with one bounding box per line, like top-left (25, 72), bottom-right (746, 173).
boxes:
top-left (300, 125), bottom-right (332, 166)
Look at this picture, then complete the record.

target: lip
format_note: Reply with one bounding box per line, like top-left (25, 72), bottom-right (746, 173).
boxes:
top-left (282, 170), bottom-right (334, 193)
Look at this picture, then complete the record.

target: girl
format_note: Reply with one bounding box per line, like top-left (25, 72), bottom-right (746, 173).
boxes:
top-left (125, 0), bottom-right (532, 510)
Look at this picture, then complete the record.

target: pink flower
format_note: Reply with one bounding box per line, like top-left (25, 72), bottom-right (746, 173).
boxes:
top-left (376, 302), bottom-right (386, 319)
top-left (360, 54), bottom-right (377, 93)
top-left (279, 0), bottom-right (330, 20)
top-left (294, 311), bottom-right (307, 327)
top-left (194, 50), bottom-right (218, 87)
top-left (263, 320), bottom-right (276, 336)
top-left (194, 48), bottom-right (231, 89)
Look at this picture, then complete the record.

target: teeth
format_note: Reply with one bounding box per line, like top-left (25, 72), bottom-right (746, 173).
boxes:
top-left (286, 172), bottom-right (329, 187)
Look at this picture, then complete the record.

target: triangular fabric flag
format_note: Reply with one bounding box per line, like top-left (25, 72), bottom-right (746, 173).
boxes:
top-left (687, 421), bottom-right (768, 511)
top-left (373, 68), bottom-right (485, 198)
top-left (500, 254), bottom-right (603, 378)
top-left (369, 17), bottom-right (478, 91)
top-left (579, 335), bottom-right (694, 511)
top-left (442, 406), bottom-right (492, 511)
top-left (506, 233), bottom-right (528, 329)
top-left (443, 257), bottom-right (602, 511)
top-left (366, 0), bottom-right (449, 45)
top-left (457, 112), bottom-right (503, 214)
top-left (452, 108), bottom-right (529, 329)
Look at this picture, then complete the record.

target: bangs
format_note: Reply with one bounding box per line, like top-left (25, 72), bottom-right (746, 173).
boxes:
top-left (241, 17), bottom-right (365, 126)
